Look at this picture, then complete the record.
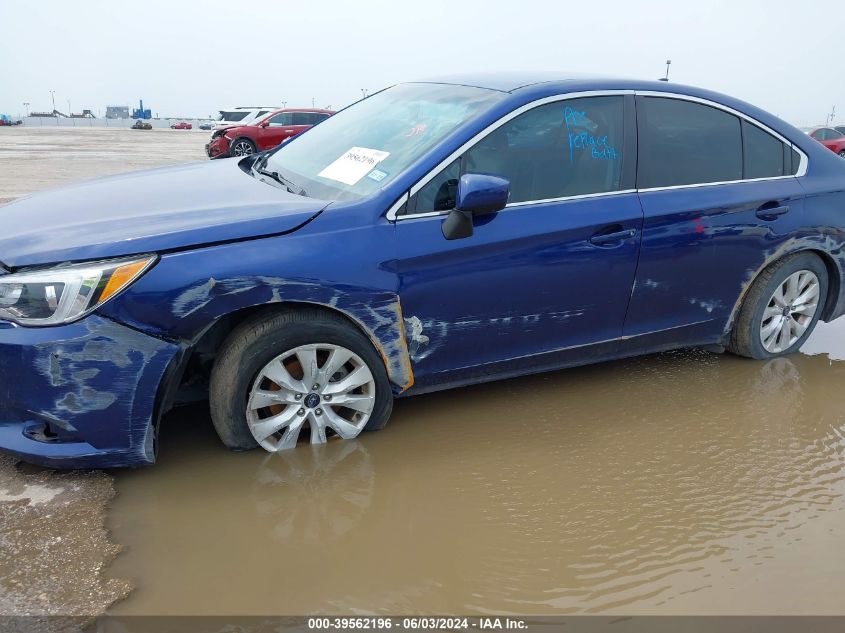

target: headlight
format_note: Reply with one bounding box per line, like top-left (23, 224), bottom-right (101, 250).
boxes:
top-left (0, 255), bottom-right (156, 326)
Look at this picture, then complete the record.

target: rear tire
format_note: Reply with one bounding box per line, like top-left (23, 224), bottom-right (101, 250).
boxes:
top-left (229, 137), bottom-right (256, 157)
top-left (209, 308), bottom-right (393, 452)
top-left (728, 252), bottom-right (827, 359)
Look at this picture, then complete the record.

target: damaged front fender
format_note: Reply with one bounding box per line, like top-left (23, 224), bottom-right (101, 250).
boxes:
top-left (0, 316), bottom-right (182, 467)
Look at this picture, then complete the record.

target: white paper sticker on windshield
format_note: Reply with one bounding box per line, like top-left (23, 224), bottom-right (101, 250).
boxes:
top-left (318, 147), bottom-right (391, 185)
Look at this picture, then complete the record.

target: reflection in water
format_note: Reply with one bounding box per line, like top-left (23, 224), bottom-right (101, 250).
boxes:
top-left (253, 442), bottom-right (374, 542)
top-left (108, 325), bottom-right (845, 616)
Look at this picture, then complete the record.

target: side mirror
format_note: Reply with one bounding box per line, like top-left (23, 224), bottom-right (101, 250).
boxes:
top-left (259, 120), bottom-right (269, 128)
top-left (442, 173), bottom-right (510, 240)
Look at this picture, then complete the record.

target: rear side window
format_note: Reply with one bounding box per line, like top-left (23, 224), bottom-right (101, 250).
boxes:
top-left (742, 120), bottom-right (785, 179)
top-left (292, 112), bottom-right (313, 125)
top-left (638, 97), bottom-right (742, 188)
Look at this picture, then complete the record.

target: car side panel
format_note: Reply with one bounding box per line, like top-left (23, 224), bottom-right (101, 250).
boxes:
top-left (624, 178), bottom-right (808, 345)
top-left (98, 211), bottom-right (415, 395)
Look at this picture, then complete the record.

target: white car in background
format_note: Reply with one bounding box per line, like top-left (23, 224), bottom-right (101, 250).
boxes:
top-left (214, 106), bottom-right (279, 129)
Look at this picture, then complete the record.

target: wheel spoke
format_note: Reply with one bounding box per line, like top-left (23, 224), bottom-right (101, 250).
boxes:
top-left (263, 359), bottom-right (306, 393)
top-left (310, 412), bottom-right (328, 444)
top-left (793, 282), bottom-right (819, 307)
top-left (275, 415), bottom-right (307, 450)
top-left (250, 389), bottom-right (300, 410)
top-left (763, 304), bottom-right (781, 320)
top-left (779, 317), bottom-right (791, 348)
top-left (323, 365), bottom-right (373, 395)
top-left (761, 317), bottom-right (781, 345)
top-left (296, 348), bottom-right (319, 388)
top-left (318, 347), bottom-right (353, 386)
top-left (328, 393), bottom-right (374, 413)
top-left (784, 274), bottom-right (799, 302)
top-left (792, 301), bottom-right (817, 316)
top-left (249, 406), bottom-right (300, 442)
top-left (771, 285), bottom-right (787, 308)
top-left (323, 407), bottom-right (364, 440)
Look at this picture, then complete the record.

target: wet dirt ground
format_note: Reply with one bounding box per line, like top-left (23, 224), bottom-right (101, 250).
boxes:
top-left (3, 127), bottom-right (845, 617)
top-left (0, 127), bottom-right (205, 617)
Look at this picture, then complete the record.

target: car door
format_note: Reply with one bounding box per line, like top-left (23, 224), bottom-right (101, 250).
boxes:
top-left (393, 94), bottom-right (643, 390)
top-left (622, 94), bottom-right (806, 349)
top-left (258, 112), bottom-right (295, 150)
top-left (289, 112), bottom-right (314, 137)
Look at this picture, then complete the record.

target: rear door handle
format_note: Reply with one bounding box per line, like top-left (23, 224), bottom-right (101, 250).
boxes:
top-left (590, 228), bottom-right (637, 246)
top-left (756, 205), bottom-right (789, 220)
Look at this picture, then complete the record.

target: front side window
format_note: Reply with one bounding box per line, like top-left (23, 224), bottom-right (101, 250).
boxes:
top-left (638, 97), bottom-right (742, 188)
top-left (263, 83), bottom-right (505, 202)
top-left (409, 96), bottom-right (625, 214)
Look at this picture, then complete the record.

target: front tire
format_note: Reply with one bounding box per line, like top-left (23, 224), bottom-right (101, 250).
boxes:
top-left (229, 137), bottom-right (256, 157)
top-left (838, 150), bottom-right (845, 159)
top-left (210, 309), bottom-right (393, 452)
top-left (728, 252), bottom-right (827, 359)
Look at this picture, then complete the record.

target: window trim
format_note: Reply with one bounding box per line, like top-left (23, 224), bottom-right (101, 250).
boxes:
top-left (387, 90), bottom-right (809, 222)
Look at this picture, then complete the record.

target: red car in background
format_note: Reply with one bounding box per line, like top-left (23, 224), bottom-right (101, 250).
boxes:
top-left (205, 108), bottom-right (334, 158)
top-left (803, 126), bottom-right (845, 158)
top-left (171, 122), bottom-right (193, 130)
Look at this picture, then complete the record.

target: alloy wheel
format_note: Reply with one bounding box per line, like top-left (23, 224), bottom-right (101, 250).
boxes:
top-left (759, 269), bottom-right (820, 353)
top-left (232, 141), bottom-right (254, 156)
top-left (246, 343), bottom-right (376, 452)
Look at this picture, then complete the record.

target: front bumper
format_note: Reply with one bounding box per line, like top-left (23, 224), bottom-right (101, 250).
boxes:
top-left (206, 136), bottom-right (230, 159)
top-left (0, 315), bottom-right (181, 468)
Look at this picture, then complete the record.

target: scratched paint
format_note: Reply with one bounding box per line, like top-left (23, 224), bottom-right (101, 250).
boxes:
top-left (167, 275), bottom-right (415, 393)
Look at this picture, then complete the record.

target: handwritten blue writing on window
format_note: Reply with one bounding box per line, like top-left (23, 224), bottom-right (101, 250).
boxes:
top-left (563, 106), bottom-right (618, 161)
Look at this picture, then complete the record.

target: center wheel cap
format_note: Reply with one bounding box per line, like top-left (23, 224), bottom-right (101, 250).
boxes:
top-left (304, 393), bottom-right (321, 409)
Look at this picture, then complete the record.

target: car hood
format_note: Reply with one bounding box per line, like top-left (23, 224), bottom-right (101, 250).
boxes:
top-left (0, 159), bottom-right (328, 268)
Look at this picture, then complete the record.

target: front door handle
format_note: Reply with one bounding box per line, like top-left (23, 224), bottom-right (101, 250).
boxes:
top-left (756, 205), bottom-right (790, 221)
top-left (590, 228), bottom-right (637, 246)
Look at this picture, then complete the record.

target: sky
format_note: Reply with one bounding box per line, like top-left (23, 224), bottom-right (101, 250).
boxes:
top-left (0, 0), bottom-right (841, 127)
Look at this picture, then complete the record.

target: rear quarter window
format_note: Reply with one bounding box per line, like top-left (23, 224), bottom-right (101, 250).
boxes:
top-left (742, 120), bottom-right (786, 179)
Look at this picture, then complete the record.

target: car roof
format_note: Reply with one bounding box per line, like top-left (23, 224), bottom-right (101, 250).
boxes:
top-left (417, 72), bottom-right (640, 92)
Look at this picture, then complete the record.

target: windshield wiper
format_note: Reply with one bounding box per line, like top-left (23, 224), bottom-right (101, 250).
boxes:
top-left (253, 165), bottom-right (308, 197)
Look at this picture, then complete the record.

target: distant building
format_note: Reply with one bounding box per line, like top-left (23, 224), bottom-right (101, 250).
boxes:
top-left (106, 106), bottom-right (130, 119)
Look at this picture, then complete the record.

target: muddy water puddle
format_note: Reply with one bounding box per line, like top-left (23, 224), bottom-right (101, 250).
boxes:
top-left (108, 321), bottom-right (845, 615)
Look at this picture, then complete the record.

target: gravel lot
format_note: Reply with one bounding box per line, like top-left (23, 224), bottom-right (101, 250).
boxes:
top-left (0, 126), bottom-right (208, 618)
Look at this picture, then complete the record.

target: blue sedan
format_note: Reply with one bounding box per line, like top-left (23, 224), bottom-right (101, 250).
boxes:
top-left (2, 74), bottom-right (845, 468)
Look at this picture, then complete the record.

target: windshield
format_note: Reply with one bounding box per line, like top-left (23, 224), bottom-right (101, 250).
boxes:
top-left (219, 111), bottom-right (249, 122)
top-left (262, 83), bottom-right (505, 201)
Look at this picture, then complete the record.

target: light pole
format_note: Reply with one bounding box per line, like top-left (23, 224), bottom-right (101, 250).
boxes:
top-left (67, 99), bottom-right (71, 116)
top-left (49, 90), bottom-right (56, 114)
top-left (361, 88), bottom-right (368, 99)
top-left (311, 97), bottom-right (315, 108)
top-left (281, 101), bottom-right (287, 108)
top-left (659, 59), bottom-right (672, 82)
top-left (23, 102), bottom-right (30, 116)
